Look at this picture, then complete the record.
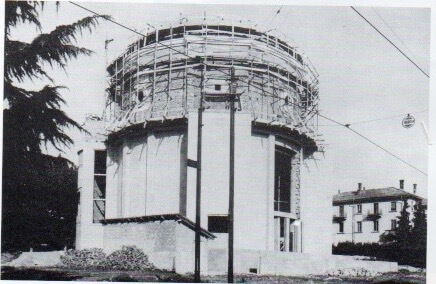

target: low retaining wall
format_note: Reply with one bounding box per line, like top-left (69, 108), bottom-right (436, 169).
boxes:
top-left (206, 249), bottom-right (398, 276)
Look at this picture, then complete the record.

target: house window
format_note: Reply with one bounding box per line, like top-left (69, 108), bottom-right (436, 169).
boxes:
top-left (374, 203), bottom-right (379, 214)
top-left (339, 222), bottom-right (344, 233)
top-left (357, 221), bottom-right (362, 233)
top-left (339, 205), bottom-right (344, 216)
top-left (274, 147), bottom-right (294, 213)
top-left (208, 215), bottom-right (229, 233)
top-left (391, 202), bottom-right (397, 212)
top-left (357, 204), bottom-right (362, 214)
top-left (373, 220), bottom-right (379, 232)
top-left (93, 150), bottom-right (107, 223)
top-left (391, 219), bottom-right (397, 231)
top-left (214, 84), bottom-right (221, 91)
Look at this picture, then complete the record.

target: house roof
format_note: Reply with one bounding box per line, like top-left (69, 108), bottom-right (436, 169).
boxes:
top-left (333, 187), bottom-right (423, 205)
top-left (101, 213), bottom-right (216, 239)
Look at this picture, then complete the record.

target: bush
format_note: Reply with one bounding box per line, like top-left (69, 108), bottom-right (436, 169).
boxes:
top-left (60, 248), bottom-right (106, 268)
top-left (104, 246), bottom-right (154, 271)
top-left (333, 241), bottom-right (426, 268)
top-left (60, 246), bottom-right (153, 271)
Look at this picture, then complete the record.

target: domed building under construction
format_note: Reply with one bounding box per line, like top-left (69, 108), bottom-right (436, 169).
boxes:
top-left (75, 16), bottom-right (391, 275)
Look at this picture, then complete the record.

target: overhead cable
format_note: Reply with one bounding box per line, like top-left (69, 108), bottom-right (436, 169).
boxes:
top-left (350, 6), bottom-right (429, 78)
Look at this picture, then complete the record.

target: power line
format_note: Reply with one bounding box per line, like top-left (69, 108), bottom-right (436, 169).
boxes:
top-left (371, 7), bottom-right (425, 69)
top-left (350, 6), bottom-right (429, 78)
top-left (346, 127), bottom-right (428, 176)
top-left (264, 5), bottom-right (283, 32)
top-left (351, 110), bottom-right (428, 125)
top-left (319, 110), bottom-right (428, 126)
top-left (70, 1), bottom-right (427, 176)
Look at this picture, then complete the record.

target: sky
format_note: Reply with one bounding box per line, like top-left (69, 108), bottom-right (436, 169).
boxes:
top-left (8, 1), bottom-right (431, 198)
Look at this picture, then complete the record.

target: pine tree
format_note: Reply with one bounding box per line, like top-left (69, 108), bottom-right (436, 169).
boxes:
top-left (4, 1), bottom-right (109, 154)
top-left (411, 201), bottom-right (427, 247)
top-left (3, 1), bottom-right (109, 251)
top-left (396, 200), bottom-right (412, 245)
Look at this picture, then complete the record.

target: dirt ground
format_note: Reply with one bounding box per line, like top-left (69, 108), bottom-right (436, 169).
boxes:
top-left (1, 266), bottom-right (426, 283)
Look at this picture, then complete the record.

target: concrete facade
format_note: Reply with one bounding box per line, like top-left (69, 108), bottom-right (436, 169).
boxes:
top-left (75, 110), bottom-right (338, 273)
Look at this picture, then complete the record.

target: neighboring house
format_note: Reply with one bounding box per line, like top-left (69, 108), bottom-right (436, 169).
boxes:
top-left (332, 181), bottom-right (426, 244)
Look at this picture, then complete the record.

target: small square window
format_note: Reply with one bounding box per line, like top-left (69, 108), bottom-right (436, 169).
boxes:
top-left (215, 84), bottom-right (221, 91)
top-left (208, 215), bottom-right (229, 233)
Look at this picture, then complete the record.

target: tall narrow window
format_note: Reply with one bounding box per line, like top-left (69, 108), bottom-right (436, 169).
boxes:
top-left (93, 150), bottom-right (107, 223)
top-left (391, 202), bottom-right (397, 212)
top-left (274, 147), bottom-right (294, 213)
top-left (357, 204), bottom-right (362, 214)
top-left (357, 221), bottom-right (362, 233)
top-left (339, 205), bottom-right (344, 216)
top-left (374, 203), bottom-right (379, 214)
top-left (339, 222), bottom-right (344, 233)
top-left (391, 219), bottom-right (397, 231)
top-left (373, 220), bottom-right (379, 232)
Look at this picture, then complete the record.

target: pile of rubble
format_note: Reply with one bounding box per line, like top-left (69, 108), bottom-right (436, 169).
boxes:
top-left (325, 267), bottom-right (381, 278)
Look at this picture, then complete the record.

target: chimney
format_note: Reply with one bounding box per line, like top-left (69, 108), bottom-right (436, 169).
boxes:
top-left (413, 184), bottom-right (417, 194)
top-left (358, 183), bottom-right (362, 191)
top-left (399, 180), bottom-right (404, 190)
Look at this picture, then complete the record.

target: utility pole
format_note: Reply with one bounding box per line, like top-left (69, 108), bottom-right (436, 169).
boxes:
top-left (194, 65), bottom-right (205, 283)
top-left (228, 67), bottom-right (236, 283)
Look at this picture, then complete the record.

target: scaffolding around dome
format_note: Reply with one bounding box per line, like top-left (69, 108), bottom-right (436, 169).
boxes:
top-left (104, 19), bottom-right (320, 140)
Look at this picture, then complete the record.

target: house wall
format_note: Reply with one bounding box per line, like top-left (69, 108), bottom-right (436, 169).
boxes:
top-left (332, 198), bottom-right (418, 244)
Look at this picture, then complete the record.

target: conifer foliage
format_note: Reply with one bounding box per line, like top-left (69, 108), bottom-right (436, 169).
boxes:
top-left (411, 201), bottom-right (427, 247)
top-left (3, 1), bottom-right (108, 251)
top-left (396, 200), bottom-right (412, 245)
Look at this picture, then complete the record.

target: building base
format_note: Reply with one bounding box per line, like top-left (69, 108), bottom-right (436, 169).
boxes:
top-left (96, 215), bottom-right (397, 276)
